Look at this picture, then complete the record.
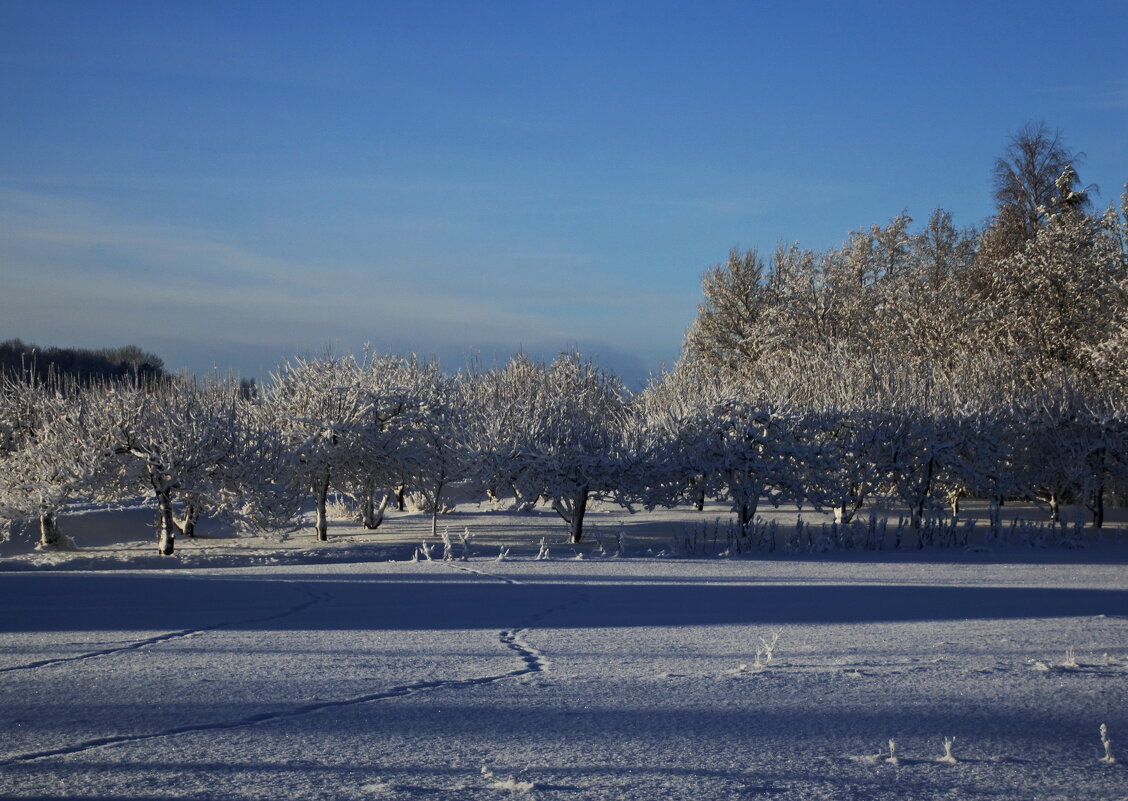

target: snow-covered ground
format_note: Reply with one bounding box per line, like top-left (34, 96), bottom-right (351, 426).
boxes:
top-left (1, 503), bottom-right (1127, 799)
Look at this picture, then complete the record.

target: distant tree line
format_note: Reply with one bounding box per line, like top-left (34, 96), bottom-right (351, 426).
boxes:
top-left (0, 339), bottom-right (166, 384)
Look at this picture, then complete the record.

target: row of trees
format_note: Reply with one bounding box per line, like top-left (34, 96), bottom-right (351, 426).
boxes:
top-left (0, 353), bottom-right (628, 553)
top-left (2, 124), bottom-right (1125, 554)
top-left (2, 347), bottom-right (1127, 555)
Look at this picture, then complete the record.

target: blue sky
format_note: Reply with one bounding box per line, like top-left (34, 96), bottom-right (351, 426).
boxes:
top-left (2, 1), bottom-right (1126, 386)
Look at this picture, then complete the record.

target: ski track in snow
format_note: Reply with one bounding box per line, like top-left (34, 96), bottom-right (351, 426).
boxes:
top-left (0, 565), bottom-right (556, 767)
top-left (0, 585), bottom-right (331, 675)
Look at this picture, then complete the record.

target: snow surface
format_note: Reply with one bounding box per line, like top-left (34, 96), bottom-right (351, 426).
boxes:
top-left (1, 503), bottom-right (1127, 800)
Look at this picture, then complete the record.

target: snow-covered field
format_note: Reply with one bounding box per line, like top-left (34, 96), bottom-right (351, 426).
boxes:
top-left (2, 504), bottom-right (1127, 800)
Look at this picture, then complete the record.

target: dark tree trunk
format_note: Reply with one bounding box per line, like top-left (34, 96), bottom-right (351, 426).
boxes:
top-left (568, 487), bottom-right (589, 544)
top-left (314, 476), bottom-right (330, 541)
top-left (179, 501), bottom-right (199, 538)
top-left (38, 510), bottom-right (61, 549)
top-left (1091, 485), bottom-right (1105, 529)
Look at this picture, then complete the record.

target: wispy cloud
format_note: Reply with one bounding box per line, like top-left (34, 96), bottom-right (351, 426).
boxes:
top-left (1, 189), bottom-right (674, 375)
top-left (1091, 79), bottom-right (1128, 109)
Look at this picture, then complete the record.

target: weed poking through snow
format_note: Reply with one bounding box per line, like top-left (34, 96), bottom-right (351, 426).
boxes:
top-left (1100, 723), bottom-right (1115, 764)
top-left (886, 738), bottom-right (899, 765)
top-left (939, 736), bottom-right (957, 764)
top-left (481, 765), bottom-right (536, 793)
top-left (458, 527), bottom-right (473, 560)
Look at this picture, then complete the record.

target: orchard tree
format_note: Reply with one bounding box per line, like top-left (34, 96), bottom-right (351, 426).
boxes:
top-left (634, 359), bottom-right (733, 511)
top-left (267, 353), bottom-right (415, 542)
top-left (0, 376), bottom-right (109, 548)
top-left (466, 353), bottom-right (627, 542)
top-left (464, 354), bottom-right (557, 512)
top-left (97, 377), bottom-right (248, 555)
top-left (390, 359), bottom-right (471, 538)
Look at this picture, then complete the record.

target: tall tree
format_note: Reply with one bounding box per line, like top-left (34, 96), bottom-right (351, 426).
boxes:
top-left (991, 122), bottom-right (1088, 244)
top-left (684, 249), bottom-right (771, 372)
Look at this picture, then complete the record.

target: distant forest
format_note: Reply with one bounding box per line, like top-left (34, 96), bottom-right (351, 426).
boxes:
top-left (0, 339), bottom-right (166, 383)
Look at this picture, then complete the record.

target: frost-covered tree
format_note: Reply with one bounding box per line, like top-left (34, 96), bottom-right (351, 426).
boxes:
top-left (684, 249), bottom-right (772, 372)
top-left (633, 359), bottom-right (732, 511)
top-left (992, 122), bottom-right (1087, 242)
top-left (392, 360), bottom-right (473, 538)
top-left (266, 353), bottom-right (416, 542)
top-left (464, 354), bottom-right (555, 512)
top-left (0, 376), bottom-right (109, 547)
top-left (984, 197), bottom-right (1125, 387)
top-left (466, 353), bottom-right (627, 542)
top-left (96, 378), bottom-right (249, 555)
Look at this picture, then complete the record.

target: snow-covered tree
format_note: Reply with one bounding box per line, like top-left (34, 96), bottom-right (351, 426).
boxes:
top-left (984, 198), bottom-right (1125, 388)
top-left (684, 249), bottom-right (773, 373)
top-left (466, 353), bottom-right (628, 542)
top-left (389, 359), bottom-right (472, 538)
top-left (95, 377), bottom-right (250, 555)
top-left (266, 353), bottom-right (417, 542)
top-left (0, 376), bottom-right (109, 547)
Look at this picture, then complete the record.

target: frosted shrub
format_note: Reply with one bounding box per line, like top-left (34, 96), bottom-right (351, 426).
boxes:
top-left (939, 736), bottom-right (957, 764)
top-left (495, 546), bottom-right (510, 561)
top-left (480, 765), bottom-right (535, 793)
top-left (1100, 723), bottom-right (1115, 764)
top-left (1062, 647), bottom-right (1078, 668)
top-left (754, 631), bottom-right (781, 668)
top-left (324, 495), bottom-right (356, 522)
top-left (417, 541), bottom-right (435, 561)
top-left (534, 538), bottom-right (550, 561)
top-left (440, 527), bottom-right (453, 561)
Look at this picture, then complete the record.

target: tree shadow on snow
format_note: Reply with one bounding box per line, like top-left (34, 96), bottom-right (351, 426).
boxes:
top-left (1, 571), bottom-right (1125, 633)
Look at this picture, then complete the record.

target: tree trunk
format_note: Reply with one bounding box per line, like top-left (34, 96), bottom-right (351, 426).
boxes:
top-left (835, 484), bottom-right (867, 525)
top-left (1048, 492), bottom-right (1060, 524)
top-left (156, 490), bottom-right (177, 556)
top-left (1091, 485), bottom-right (1105, 529)
top-left (394, 485), bottom-right (406, 512)
top-left (910, 457), bottom-right (935, 530)
top-left (179, 501), bottom-right (199, 538)
top-left (690, 476), bottom-right (705, 511)
top-left (429, 478), bottom-right (447, 540)
top-left (737, 495), bottom-right (759, 534)
top-left (568, 487), bottom-right (589, 544)
top-left (38, 510), bottom-right (61, 549)
top-left (314, 477), bottom-right (330, 542)
top-left (948, 491), bottom-right (961, 519)
top-left (360, 486), bottom-right (389, 530)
